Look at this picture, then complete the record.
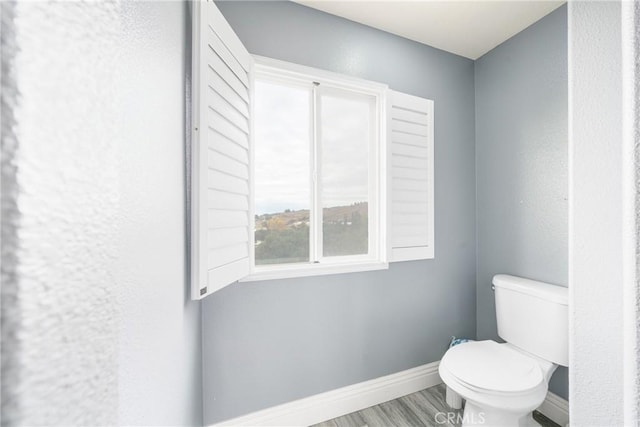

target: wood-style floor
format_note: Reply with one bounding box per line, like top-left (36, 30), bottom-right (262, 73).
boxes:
top-left (312, 384), bottom-right (559, 427)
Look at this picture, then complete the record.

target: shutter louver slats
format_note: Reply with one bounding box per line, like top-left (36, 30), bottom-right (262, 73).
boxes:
top-left (191, 0), bottom-right (253, 299)
top-left (208, 209), bottom-right (248, 228)
top-left (206, 69), bottom-right (249, 117)
top-left (207, 189), bottom-right (249, 212)
top-left (392, 166), bottom-right (429, 180)
top-left (206, 131), bottom-right (248, 163)
top-left (390, 132), bottom-right (429, 147)
top-left (392, 120), bottom-right (429, 137)
top-left (205, 24), bottom-right (250, 88)
top-left (208, 227), bottom-right (249, 249)
top-left (391, 107), bottom-right (429, 125)
top-left (207, 170), bottom-right (249, 195)
top-left (393, 190), bottom-right (429, 203)
top-left (209, 90), bottom-right (249, 134)
top-left (208, 244), bottom-right (249, 268)
top-left (388, 91), bottom-right (434, 262)
top-left (207, 50), bottom-right (249, 103)
top-left (207, 150), bottom-right (249, 180)
top-left (207, 109), bottom-right (249, 147)
top-left (392, 155), bottom-right (428, 169)
top-left (392, 142), bottom-right (428, 158)
top-left (393, 178), bottom-right (427, 192)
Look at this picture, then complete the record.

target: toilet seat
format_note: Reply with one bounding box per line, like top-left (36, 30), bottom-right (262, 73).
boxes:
top-left (440, 341), bottom-right (544, 395)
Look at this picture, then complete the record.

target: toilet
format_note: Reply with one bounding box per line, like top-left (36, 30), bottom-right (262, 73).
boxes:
top-left (439, 274), bottom-right (568, 426)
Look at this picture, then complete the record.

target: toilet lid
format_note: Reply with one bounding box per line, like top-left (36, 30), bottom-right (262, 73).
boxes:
top-left (442, 341), bottom-right (544, 393)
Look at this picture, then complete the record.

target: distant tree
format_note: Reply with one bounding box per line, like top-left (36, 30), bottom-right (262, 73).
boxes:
top-left (255, 203), bottom-right (368, 262)
top-left (255, 224), bottom-right (309, 265)
top-left (255, 229), bottom-right (268, 242)
top-left (351, 211), bottom-right (361, 226)
top-left (267, 216), bottom-right (287, 231)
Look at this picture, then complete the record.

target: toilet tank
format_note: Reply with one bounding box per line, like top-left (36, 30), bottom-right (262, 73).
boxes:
top-left (493, 274), bottom-right (568, 367)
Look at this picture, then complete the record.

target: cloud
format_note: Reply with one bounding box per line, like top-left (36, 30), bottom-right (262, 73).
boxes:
top-left (254, 80), bottom-right (310, 214)
top-left (254, 80), bottom-right (374, 214)
top-left (320, 93), bottom-right (371, 207)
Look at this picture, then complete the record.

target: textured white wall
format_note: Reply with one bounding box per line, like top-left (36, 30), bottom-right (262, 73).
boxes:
top-left (569, 1), bottom-right (624, 424)
top-left (622, 1), bottom-right (640, 425)
top-left (116, 1), bottom-right (202, 425)
top-left (1, 1), bottom-right (201, 425)
top-left (1, 2), bottom-right (121, 424)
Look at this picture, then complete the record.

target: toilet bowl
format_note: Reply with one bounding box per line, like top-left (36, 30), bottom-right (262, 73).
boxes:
top-left (439, 275), bottom-right (568, 427)
top-left (439, 340), bottom-right (556, 426)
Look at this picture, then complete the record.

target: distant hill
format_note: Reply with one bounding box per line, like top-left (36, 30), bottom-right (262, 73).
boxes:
top-left (255, 202), bottom-right (369, 264)
top-left (255, 202), bottom-right (367, 231)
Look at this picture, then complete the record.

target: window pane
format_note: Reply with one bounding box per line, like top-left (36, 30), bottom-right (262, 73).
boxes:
top-left (320, 91), bottom-right (373, 257)
top-left (254, 80), bottom-right (311, 265)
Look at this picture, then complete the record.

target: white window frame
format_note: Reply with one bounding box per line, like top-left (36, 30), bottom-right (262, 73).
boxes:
top-left (242, 56), bottom-right (389, 282)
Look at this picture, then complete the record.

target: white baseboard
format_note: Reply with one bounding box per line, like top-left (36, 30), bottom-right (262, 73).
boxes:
top-left (210, 360), bottom-right (569, 427)
top-left (537, 391), bottom-right (570, 427)
top-left (211, 361), bottom-right (442, 426)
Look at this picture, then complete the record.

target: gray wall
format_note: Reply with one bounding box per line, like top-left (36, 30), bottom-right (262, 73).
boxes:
top-left (1, 1), bottom-right (202, 425)
top-left (204, 1), bottom-right (477, 423)
top-left (474, 5), bottom-right (568, 399)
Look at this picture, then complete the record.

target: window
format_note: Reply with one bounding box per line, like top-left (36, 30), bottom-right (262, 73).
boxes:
top-left (249, 58), bottom-right (387, 279)
top-left (254, 80), bottom-right (311, 265)
top-left (190, 0), bottom-right (434, 298)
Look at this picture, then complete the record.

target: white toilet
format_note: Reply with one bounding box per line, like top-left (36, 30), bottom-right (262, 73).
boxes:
top-left (439, 274), bottom-right (568, 426)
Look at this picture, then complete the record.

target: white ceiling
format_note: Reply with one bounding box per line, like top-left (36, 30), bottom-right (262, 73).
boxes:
top-left (293, 1), bottom-right (565, 60)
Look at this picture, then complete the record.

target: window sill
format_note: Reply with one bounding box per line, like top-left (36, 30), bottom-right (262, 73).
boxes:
top-left (239, 261), bottom-right (389, 283)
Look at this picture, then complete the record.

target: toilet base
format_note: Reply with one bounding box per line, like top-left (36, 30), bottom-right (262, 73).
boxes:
top-left (461, 401), bottom-right (541, 427)
top-left (446, 386), bottom-right (463, 409)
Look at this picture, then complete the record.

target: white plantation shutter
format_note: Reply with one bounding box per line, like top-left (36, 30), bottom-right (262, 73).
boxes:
top-left (191, 0), bottom-right (253, 299)
top-left (388, 90), bottom-right (435, 262)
